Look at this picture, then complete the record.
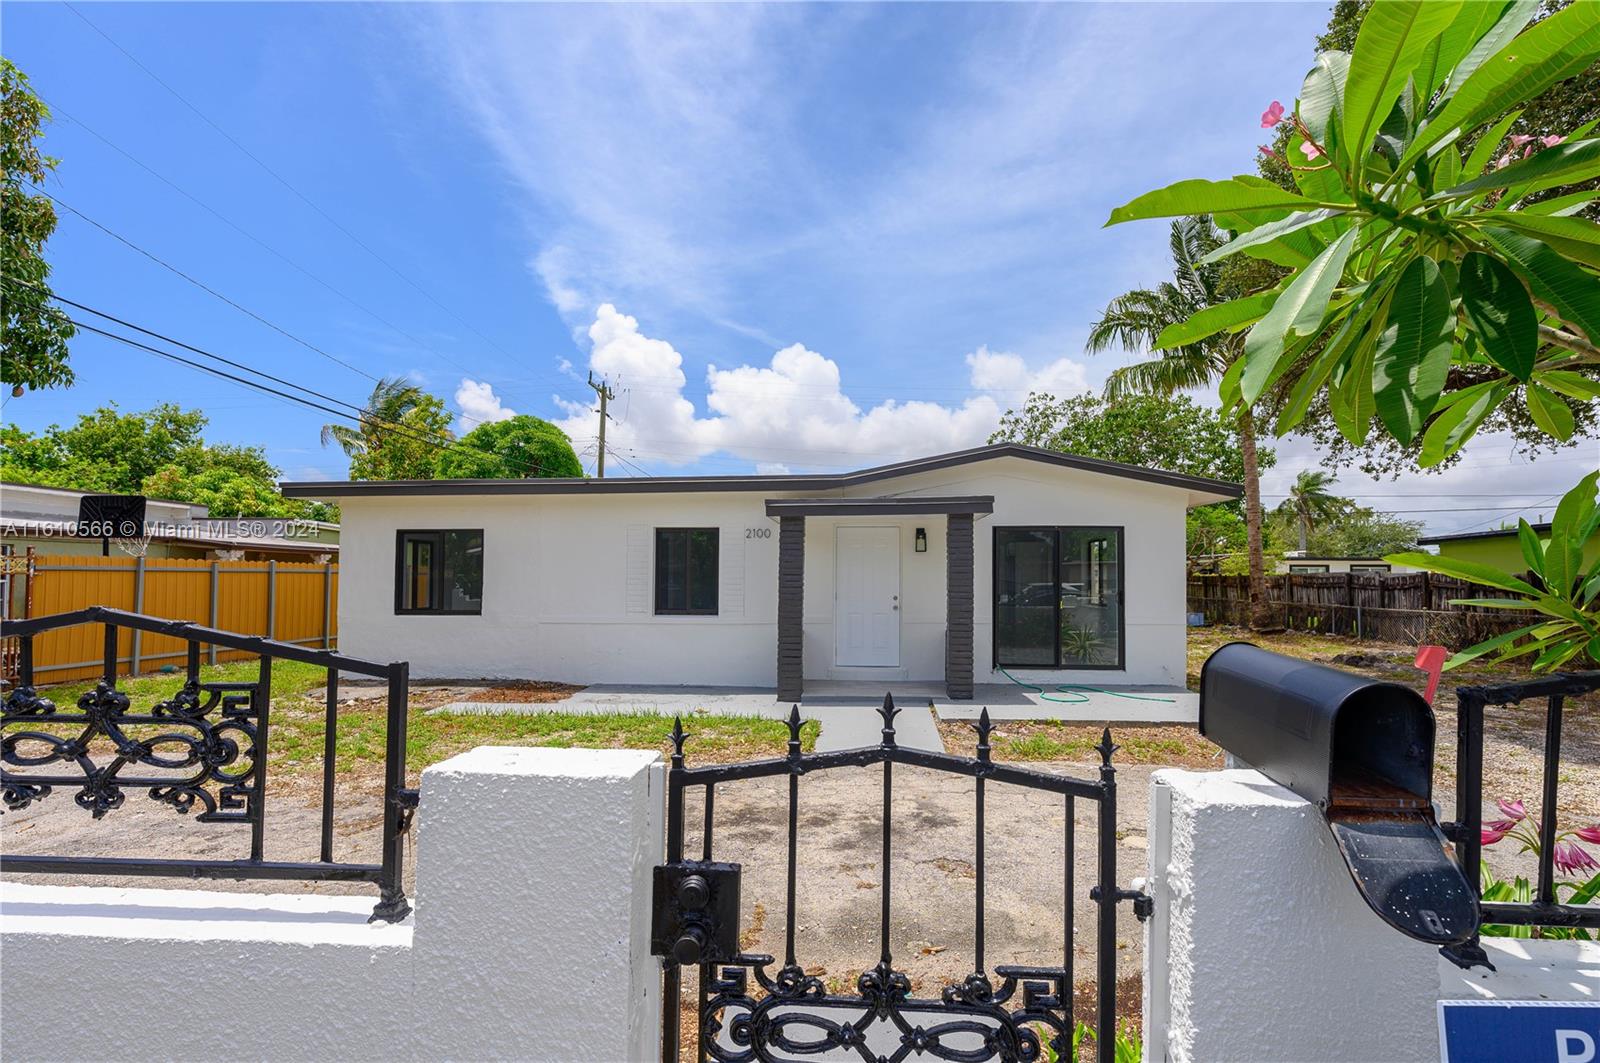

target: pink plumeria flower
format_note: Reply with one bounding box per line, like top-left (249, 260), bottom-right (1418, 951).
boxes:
top-left (1542, 134), bottom-right (1565, 148)
top-left (1494, 153), bottom-right (1512, 170)
top-left (1258, 144), bottom-right (1279, 160)
top-left (1574, 825), bottom-right (1600, 845)
top-left (1261, 101), bottom-right (1285, 128)
top-left (1299, 140), bottom-right (1325, 160)
top-left (1509, 134), bottom-right (1534, 149)
top-left (1553, 841), bottom-right (1599, 876)
top-left (1497, 798), bottom-right (1527, 822)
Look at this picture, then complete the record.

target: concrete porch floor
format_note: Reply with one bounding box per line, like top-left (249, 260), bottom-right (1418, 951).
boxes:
top-left (433, 679), bottom-right (1198, 754)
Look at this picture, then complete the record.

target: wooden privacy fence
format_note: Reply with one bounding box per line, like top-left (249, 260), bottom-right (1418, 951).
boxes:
top-left (1187, 572), bottom-right (1539, 649)
top-left (1, 553), bottom-right (337, 684)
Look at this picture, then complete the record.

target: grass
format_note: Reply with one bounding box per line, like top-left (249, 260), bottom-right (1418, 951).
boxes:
top-left (938, 720), bottom-right (1222, 767)
top-left (31, 661), bottom-right (822, 788)
top-left (42, 658), bottom-right (329, 708)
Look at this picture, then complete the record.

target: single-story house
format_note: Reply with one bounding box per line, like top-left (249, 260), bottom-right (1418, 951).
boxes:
top-left (282, 443), bottom-right (1239, 698)
top-left (1419, 521), bottom-right (1599, 575)
top-left (0, 482), bottom-right (338, 562)
top-left (1275, 554), bottom-right (1425, 575)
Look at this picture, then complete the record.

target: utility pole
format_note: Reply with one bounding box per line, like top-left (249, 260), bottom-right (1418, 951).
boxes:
top-left (587, 372), bottom-right (616, 478)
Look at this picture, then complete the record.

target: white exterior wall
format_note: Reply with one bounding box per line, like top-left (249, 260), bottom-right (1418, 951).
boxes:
top-left (0, 745), bottom-right (663, 1063)
top-left (334, 456), bottom-right (1194, 686)
top-left (1144, 768), bottom-right (1600, 1062)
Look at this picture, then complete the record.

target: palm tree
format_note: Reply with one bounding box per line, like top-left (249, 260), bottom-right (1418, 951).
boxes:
top-left (320, 376), bottom-right (429, 459)
top-left (1279, 470), bottom-right (1344, 553)
top-left (1085, 215), bottom-right (1275, 628)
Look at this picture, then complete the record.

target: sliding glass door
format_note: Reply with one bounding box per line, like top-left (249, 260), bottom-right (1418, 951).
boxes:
top-left (993, 526), bottom-right (1124, 669)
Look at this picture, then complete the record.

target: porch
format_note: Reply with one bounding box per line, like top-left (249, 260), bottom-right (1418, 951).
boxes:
top-left (766, 495), bottom-right (989, 703)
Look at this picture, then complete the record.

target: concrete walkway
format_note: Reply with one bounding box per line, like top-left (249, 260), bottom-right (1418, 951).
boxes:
top-left (431, 680), bottom-right (1194, 753)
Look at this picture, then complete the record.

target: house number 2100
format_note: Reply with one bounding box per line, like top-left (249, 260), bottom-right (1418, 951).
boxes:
top-left (745, 528), bottom-right (772, 539)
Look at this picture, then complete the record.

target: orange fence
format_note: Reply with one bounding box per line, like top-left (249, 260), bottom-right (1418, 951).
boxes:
top-left (2, 553), bottom-right (337, 684)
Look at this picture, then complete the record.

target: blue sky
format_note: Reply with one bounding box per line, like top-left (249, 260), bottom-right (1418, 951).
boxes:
top-left (3, 2), bottom-right (1591, 533)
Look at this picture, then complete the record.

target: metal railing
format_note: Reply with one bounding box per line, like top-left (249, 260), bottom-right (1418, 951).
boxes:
top-left (0, 606), bottom-right (414, 922)
top-left (1442, 670), bottom-right (1600, 968)
top-left (661, 695), bottom-right (1145, 1063)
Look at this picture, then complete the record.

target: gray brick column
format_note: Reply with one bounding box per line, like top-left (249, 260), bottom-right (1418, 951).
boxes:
top-left (777, 515), bottom-right (805, 702)
top-left (946, 513), bottom-right (974, 699)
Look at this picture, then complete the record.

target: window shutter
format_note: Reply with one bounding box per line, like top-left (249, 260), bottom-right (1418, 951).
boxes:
top-left (626, 525), bottom-right (649, 615)
top-left (721, 529), bottom-right (744, 618)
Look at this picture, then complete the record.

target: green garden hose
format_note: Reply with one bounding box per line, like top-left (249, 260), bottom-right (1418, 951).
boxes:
top-left (997, 667), bottom-right (1177, 705)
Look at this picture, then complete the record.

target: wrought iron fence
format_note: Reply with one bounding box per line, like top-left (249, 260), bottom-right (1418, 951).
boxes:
top-left (660, 694), bottom-right (1144, 1063)
top-left (0, 606), bottom-right (414, 922)
top-left (1441, 670), bottom-right (1600, 969)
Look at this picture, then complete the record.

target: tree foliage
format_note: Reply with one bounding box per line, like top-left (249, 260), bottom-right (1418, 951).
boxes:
top-left (1265, 490), bottom-right (1424, 556)
top-left (991, 391), bottom-right (1264, 488)
top-left (1, 403), bottom-right (330, 519)
top-left (1257, 0), bottom-right (1600, 478)
top-left (990, 391), bottom-right (1269, 574)
top-left (1, 58), bottom-right (75, 394)
top-left (321, 377), bottom-right (453, 481)
top-left (1277, 469), bottom-right (1344, 551)
top-left (1111, 0), bottom-right (1600, 667)
top-left (432, 415), bottom-right (584, 479)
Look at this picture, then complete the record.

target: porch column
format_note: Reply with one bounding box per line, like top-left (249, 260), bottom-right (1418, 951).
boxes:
top-left (946, 513), bottom-right (974, 699)
top-left (777, 515), bottom-right (805, 702)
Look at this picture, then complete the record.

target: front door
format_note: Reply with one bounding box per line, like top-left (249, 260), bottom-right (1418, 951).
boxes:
top-left (834, 526), bottom-right (899, 666)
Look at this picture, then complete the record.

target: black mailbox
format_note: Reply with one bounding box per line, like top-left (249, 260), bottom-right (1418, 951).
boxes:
top-left (1199, 642), bottom-right (1476, 946)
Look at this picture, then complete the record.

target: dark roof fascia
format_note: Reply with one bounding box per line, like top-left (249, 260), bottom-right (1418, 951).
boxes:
top-left (1418, 522), bottom-right (1552, 545)
top-left (281, 444), bottom-right (1243, 500)
top-left (764, 496), bottom-right (995, 517)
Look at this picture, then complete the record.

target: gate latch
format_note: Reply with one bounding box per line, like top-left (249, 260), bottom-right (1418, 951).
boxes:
top-left (651, 861), bottom-right (741, 967)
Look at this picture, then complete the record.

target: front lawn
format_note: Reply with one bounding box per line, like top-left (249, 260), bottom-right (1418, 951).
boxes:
top-left (28, 662), bottom-right (820, 790)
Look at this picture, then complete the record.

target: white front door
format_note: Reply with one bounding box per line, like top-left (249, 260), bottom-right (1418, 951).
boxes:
top-left (834, 526), bottom-right (900, 667)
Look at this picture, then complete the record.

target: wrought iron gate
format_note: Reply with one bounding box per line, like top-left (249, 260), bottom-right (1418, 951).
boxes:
top-left (654, 695), bottom-right (1148, 1063)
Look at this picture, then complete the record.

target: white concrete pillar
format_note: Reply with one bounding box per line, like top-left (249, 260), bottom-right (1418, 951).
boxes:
top-left (410, 746), bottom-right (665, 1062)
top-left (1143, 768), bottom-right (1442, 1062)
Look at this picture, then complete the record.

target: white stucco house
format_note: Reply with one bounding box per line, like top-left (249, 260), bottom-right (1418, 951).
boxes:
top-left (282, 444), bottom-right (1239, 698)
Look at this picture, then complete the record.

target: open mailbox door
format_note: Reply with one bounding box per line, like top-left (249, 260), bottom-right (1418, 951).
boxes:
top-left (1200, 642), bottom-right (1477, 946)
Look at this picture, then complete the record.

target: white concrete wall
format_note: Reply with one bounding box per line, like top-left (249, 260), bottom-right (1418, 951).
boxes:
top-left (0, 746), bottom-right (664, 1063)
top-left (1145, 768), bottom-right (1600, 1063)
top-left (334, 455), bottom-right (1196, 687)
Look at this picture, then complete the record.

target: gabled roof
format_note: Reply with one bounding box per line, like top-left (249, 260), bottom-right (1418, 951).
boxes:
top-left (280, 443), bottom-right (1242, 506)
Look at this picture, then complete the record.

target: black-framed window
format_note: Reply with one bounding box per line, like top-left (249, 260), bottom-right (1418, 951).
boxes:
top-left (993, 526), bottom-right (1124, 669)
top-left (395, 530), bottom-right (483, 615)
top-left (1289, 564), bottom-right (1331, 574)
top-left (1349, 563), bottom-right (1390, 573)
top-left (655, 528), bottom-right (718, 615)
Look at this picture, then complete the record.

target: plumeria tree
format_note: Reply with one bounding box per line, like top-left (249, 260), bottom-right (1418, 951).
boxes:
top-left (1106, 0), bottom-right (1600, 669)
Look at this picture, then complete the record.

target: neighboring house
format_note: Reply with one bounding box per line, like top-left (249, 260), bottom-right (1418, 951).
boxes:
top-left (1275, 554), bottom-right (1425, 575)
top-left (0, 482), bottom-right (338, 562)
top-left (283, 443), bottom-right (1238, 697)
top-left (1418, 521), bottom-right (1600, 575)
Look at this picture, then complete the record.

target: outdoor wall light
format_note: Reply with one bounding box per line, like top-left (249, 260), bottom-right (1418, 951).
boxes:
top-left (914, 528), bottom-right (927, 552)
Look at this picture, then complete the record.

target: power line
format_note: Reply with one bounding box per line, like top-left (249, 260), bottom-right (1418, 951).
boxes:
top-left (9, 280), bottom-right (548, 476)
top-left (63, 1), bottom-right (528, 368)
top-left (65, 315), bottom-right (545, 477)
top-left (40, 188), bottom-right (378, 382)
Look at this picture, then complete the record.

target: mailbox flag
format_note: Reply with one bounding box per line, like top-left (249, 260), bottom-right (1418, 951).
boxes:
top-left (1414, 643), bottom-right (1447, 705)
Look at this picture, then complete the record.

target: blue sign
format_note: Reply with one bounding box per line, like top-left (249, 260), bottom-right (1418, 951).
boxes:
top-left (1439, 1000), bottom-right (1599, 1063)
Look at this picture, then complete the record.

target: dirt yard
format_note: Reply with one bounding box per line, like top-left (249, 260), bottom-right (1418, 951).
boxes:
top-left (3, 626), bottom-right (1595, 1039)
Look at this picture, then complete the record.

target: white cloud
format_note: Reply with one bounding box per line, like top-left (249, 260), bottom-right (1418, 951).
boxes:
top-left (553, 304), bottom-right (1090, 470)
top-left (454, 378), bottom-right (517, 433)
